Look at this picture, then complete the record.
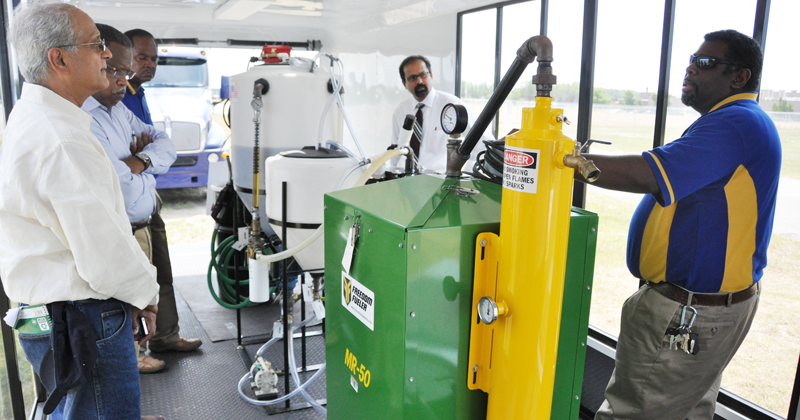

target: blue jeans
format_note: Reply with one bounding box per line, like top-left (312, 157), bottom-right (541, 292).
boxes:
top-left (18, 299), bottom-right (141, 420)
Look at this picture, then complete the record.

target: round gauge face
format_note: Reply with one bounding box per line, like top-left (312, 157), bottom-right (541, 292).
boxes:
top-left (477, 296), bottom-right (497, 325)
top-left (440, 103), bottom-right (469, 135)
top-left (442, 105), bottom-right (459, 133)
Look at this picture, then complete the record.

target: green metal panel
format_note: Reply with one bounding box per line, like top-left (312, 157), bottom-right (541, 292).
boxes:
top-left (325, 175), bottom-right (598, 420)
top-left (551, 208), bottom-right (599, 419)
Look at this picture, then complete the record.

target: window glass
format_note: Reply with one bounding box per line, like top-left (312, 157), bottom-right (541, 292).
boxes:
top-left (664, 0), bottom-right (755, 143)
top-left (496, 0), bottom-right (540, 138)
top-left (543, 0), bottom-right (584, 140)
top-left (0, 308), bottom-right (37, 418)
top-left (583, 0), bottom-right (664, 338)
top-left (722, 0), bottom-right (800, 415)
top-left (145, 57), bottom-right (209, 88)
top-left (459, 9), bottom-right (497, 134)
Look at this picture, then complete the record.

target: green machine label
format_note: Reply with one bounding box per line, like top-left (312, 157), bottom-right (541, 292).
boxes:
top-left (342, 272), bottom-right (375, 331)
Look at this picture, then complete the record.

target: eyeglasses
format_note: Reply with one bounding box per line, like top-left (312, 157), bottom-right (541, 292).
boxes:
top-left (689, 54), bottom-right (739, 70)
top-left (106, 65), bottom-right (136, 81)
top-left (57, 39), bottom-right (107, 53)
top-left (405, 71), bottom-right (430, 83)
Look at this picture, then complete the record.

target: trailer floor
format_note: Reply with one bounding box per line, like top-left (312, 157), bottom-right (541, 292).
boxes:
top-left (139, 275), bottom-right (326, 420)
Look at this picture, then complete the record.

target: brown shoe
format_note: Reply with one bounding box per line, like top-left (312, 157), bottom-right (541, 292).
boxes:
top-left (149, 337), bottom-right (203, 353)
top-left (138, 354), bottom-right (166, 374)
top-left (142, 416), bottom-right (165, 420)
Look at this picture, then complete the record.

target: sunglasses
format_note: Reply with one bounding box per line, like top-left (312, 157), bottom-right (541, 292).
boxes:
top-left (405, 71), bottom-right (429, 83)
top-left (689, 54), bottom-right (739, 70)
top-left (106, 65), bottom-right (136, 81)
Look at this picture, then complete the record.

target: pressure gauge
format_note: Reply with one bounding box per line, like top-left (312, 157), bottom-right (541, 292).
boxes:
top-left (440, 103), bottom-right (469, 135)
top-left (477, 296), bottom-right (499, 325)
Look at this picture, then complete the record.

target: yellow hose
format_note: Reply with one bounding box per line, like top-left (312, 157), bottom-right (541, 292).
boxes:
top-left (256, 147), bottom-right (409, 264)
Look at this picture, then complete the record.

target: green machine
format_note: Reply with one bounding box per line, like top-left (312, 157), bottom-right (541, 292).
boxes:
top-left (324, 174), bottom-right (598, 419)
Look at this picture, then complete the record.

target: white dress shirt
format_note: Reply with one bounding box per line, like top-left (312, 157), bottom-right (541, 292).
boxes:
top-left (0, 83), bottom-right (158, 309)
top-left (81, 96), bottom-right (176, 223)
top-left (391, 88), bottom-right (493, 173)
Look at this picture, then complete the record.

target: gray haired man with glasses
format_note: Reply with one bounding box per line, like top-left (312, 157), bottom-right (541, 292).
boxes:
top-left (0, 3), bottom-right (162, 419)
top-left (391, 55), bottom-right (493, 173)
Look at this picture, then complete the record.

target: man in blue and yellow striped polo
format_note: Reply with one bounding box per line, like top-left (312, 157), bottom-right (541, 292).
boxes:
top-left (580, 30), bottom-right (781, 420)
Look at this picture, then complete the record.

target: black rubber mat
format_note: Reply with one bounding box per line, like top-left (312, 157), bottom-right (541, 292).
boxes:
top-left (173, 274), bottom-right (279, 342)
top-left (140, 279), bottom-right (326, 420)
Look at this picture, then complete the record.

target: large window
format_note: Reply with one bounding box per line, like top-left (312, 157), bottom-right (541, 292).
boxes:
top-left (583, 0), bottom-right (664, 338)
top-left (722, 0), bottom-right (800, 415)
top-left (459, 9), bottom-right (497, 134)
top-left (663, 0), bottom-right (756, 144)
top-left (496, 1), bottom-right (541, 137)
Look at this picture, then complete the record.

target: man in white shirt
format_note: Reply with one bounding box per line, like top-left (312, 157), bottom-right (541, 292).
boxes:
top-left (391, 55), bottom-right (493, 173)
top-left (0, 3), bottom-right (160, 419)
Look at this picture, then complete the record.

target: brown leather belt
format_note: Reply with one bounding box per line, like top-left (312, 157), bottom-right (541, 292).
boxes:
top-left (647, 281), bottom-right (758, 307)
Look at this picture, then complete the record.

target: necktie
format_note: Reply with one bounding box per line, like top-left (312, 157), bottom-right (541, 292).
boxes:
top-left (410, 103), bottom-right (424, 157)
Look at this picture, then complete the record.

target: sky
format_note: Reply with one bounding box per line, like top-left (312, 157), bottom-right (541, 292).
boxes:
top-left (459, 0), bottom-right (798, 94)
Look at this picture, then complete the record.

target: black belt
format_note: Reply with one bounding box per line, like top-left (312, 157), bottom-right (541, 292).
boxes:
top-left (131, 215), bottom-right (152, 233)
top-left (647, 281), bottom-right (758, 307)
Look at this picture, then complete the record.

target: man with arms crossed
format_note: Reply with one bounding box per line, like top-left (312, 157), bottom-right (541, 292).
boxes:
top-left (581, 30), bottom-right (781, 419)
top-left (121, 27), bottom-right (204, 357)
top-left (82, 24), bottom-right (179, 373)
top-left (0, 4), bottom-right (159, 418)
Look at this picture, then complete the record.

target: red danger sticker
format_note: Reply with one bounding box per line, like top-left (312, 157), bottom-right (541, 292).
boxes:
top-left (504, 150), bottom-right (537, 168)
top-left (503, 146), bottom-right (540, 194)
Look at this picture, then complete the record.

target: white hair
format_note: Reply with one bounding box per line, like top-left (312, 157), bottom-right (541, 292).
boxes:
top-left (8, 2), bottom-right (82, 85)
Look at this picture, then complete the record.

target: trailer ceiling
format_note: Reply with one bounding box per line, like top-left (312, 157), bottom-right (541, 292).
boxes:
top-left (72, 0), bottom-right (502, 48)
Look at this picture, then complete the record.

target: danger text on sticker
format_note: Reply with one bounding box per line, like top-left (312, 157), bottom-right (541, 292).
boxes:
top-left (505, 150), bottom-right (536, 167)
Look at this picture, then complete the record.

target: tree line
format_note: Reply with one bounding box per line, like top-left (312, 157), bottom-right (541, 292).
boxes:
top-left (461, 81), bottom-right (675, 106)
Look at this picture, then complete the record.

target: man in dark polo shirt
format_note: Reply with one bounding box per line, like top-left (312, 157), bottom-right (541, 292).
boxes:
top-left (121, 28), bottom-right (157, 124)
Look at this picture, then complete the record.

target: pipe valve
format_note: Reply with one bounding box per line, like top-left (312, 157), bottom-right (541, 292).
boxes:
top-left (562, 139), bottom-right (610, 183)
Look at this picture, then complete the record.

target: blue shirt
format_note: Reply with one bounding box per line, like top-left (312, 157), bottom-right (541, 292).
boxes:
top-left (81, 97), bottom-right (176, 223)
top-left (121, 83), bottom-right (153, 125)
top-left (627, 92), bottom-right (782, 293)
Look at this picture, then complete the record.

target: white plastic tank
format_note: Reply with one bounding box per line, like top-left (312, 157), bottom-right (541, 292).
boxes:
top-left (228, 62), bottom-right (338, 224)
top-left (265, 148), bottom-right (362, 272)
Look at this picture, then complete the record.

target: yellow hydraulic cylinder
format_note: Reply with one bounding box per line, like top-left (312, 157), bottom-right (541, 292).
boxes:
top-left (468, 96), bottom-right (576, 419)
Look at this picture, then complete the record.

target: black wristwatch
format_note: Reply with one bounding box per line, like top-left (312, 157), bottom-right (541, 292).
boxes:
top-left (135, 152), bottom-right (151, 170)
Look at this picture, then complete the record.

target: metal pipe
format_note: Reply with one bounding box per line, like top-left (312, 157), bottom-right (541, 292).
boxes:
top-left (449, 35), bottom-right (556, 176)
top-left (281, 181), bottom-right (290, 410)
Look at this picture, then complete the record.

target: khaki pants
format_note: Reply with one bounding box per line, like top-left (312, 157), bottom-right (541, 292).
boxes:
top-left (148, 212), bottom-right (180, 346)
top-left (133, 226), bottom-right (152, 356)
top-left (595, 282), bottom-right (759, 420)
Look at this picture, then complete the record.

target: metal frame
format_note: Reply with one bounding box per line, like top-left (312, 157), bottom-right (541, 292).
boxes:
top-left (492, 7), bottom-right (503, 139)
top-left (571, 0), bottom-right (597, 209)
top-left (652, 0), bottom-right (676, 149)
top-left (1, 0), bottom-right (29, 418)
top-left (752, 0), bottom-right (771, 96)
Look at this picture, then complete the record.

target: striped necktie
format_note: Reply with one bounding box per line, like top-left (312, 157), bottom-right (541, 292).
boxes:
top-left (410, 103), bottom-right (424, 157)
